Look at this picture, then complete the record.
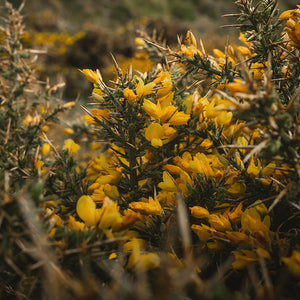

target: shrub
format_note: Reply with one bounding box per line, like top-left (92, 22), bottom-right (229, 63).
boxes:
top-left (1, 0), bottom-right (300, 299)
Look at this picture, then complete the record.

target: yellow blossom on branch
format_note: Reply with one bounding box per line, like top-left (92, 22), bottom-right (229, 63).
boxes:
top-left (129, 197), bottom-right (162, 215)
top-left (191, 224), bottom-right (214, 242)
top-left (82, 69), bottom-right (102, 84)
top-left (158, 171), bottom-right (177, 192)
top-left (208, 214), bottom-right (232, 231)
top-left (247, 156), bottom-right (261, 178)
top-left (123, 87), bottom-right (138, 104)
top-left (135, 76), bottom-right (156, 98)
top-left (63, 139), bottom-right (80, 155)
top-left (190, 206), bottom-right (210, 219)
top-left (144, 122), bottom-right (176, 148)
top-left (76, 195), bottom-right (99, 226)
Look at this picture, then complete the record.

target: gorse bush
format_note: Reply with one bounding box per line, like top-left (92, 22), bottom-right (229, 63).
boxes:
top-left (0, 0), bottom-right (300, 299)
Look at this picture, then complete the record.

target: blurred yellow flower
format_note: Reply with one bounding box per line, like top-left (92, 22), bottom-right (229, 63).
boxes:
top-left (226, 79), bottom-right (247, 95)
top-left (232, 248), bottom-right (270, 269)
top-left (191, 224), bottom-right (213, 242)
top-left (41, 143), bottom-right (51, 156)
top-left (250, 62), bottom-right (267, 80)
top-left (190, 206), bottom-right (210, 219)
top-left (208, 214), bottom-right (232, 231)
top-left (98, 201), bottom-right (123, 230)
top-left (126, 238), bottom-right (160, 271)
top-left (134, 37), bottom-right (146, 46)
top-left (282, 250), bottom-right (300, 279)
top-left (63, 128), bottom-right (74, 135)
top-left (68, 215), bottom-right (86, 231)
top-left (63, 139), bottom-right (80, 155)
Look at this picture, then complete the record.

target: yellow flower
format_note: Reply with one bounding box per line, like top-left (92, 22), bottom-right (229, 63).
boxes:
top-left (241, 213), bottom-right (272, 245)
top-left (232, 248), bottom-right (270, 269)
top-left (191, 224), bottom-right (213, 242)
top-left (35, 160), bottom-right (44, 172)
top-left (63, 128), bottom-right (74, 135)
top-left (76, 195), bottom-right (99, 226)
top-left (112, 210), bottom-right (141, 232)
top-left (90, 108), bottom-right (110, 122)
top-left (63, 139), bottom-right (80, 155)
top-left (262, 161), bottom-right (276, 177)
top-left (232, 250), bottom-right (258, 269)
top-left (235, 136), bottom-right (248, 154)
top-left (126, 238), bottom-right (160, 271)
top-left (190, 206), bottom-right (210, 219)
top-left (41, 143), bottom-right (51, 156)
top-left (207, 240), bottom-right (225, 252)
top-left (279, 9), bottom-right (295, 20)
top-left (225, 202), bottom-right (243, 224)
top-left (145, 122), bottom-right (164, 147)
top-left (250, 62), bottom-right (267, 80)
top-left (134, 37), bottom-right (146, 46)
top-left (82, 69), bottom-right (102, 84)
top-left (168, 111), bottom-right (190, 126)
top-left (247, 156), bottom-right (261, 178)
top-left (208, 214), bottom-right (232, 231)
top-left (282, 251), bottom-right (300, 279)
top-left (124, 87), bottom-right (138, 104)
top-left (96, 169), bottom-right (122, 185)
top-left (103, 184), bottom-right (119, 200)
top-left (89, 141), bottom-right (101, 151)
top-left (135, 77), bottom-right (156, 98)
top-left (189, 152), bottom-right (214, 178)
top-left (68, 215), bottom-right (86, 231)
top-left (173, 152), bottom-right (193, 172)
top-left (226, 79), bottom-right (247, 95)
top-left (158, 171), bottom-right (177, 192)
top-left (63, 101), bottom-right (75, 108)
top-left (143, 99), bottom-right (177, 122)
top-left (98, 201), bottom-right (123, 230)
top-left (237, 46), bottom-right (251, 56)
top-left (129, 197), bottom-right (162, 215)
top-left (163, 164), bottom-right (184, 175)
top-left (227, 182), bottom-right (246, 195)
top-left (185, 30), bottom-right (197, 47)
top-left (213, 48), bottom-right (235, 67)
top-left (144, 122), bottom-right (176, 148)
top-left (280, 7), bottom-right (300, 47)
top-left (226, 231), bottom-right (249, 245)
top-left (92, 88), bottom-right (105, 103)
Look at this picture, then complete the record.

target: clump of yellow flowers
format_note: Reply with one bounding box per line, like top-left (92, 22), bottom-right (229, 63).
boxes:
top-left (62, 2), bottom-right (300, 296)
top-left (59, 4), bottom-right (300, 297)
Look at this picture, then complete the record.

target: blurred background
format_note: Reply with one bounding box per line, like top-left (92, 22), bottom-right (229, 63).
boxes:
top-left (3, 0), bottom-right (299, 100)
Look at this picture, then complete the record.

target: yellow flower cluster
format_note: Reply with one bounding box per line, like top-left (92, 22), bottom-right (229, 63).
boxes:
top-left (61, 6), bottom-right (298, 279)
top-left (22, 31), bottom-right (85, 54)
top-left (280, 5), bottom-right (300, 47)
